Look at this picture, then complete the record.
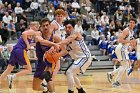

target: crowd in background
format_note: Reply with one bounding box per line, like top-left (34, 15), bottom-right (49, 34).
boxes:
top-left (0, 0), bottom-right (140, 71)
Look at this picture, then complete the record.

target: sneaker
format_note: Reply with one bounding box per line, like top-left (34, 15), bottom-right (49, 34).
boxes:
top-left (77, 88), bottom-right (86, 93)
top-left (7, 75), bottom-right (13, 89)
top-left (107, 72), bottom-right (113, 83)
top-left (128, 68), bottom-right (133, 76)
top-left (41, 83), bottom-right (48, 92)
top-left (42, 91), bottom-right (49, 93)
top-left (68, 90), bottom-right (74, 93)
top-left (112, 81), bottom-right (120, 87)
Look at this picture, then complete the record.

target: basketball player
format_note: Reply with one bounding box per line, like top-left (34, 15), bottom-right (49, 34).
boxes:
top-left (33, 18), bottom-right (62, 93)
top-left (107, 18), bottom-right (137, 87)
top-left (59, 19), bottom-right (92, 93)
top-left (0, 22), bottom-right (40, 89)
top-left (49, 9), bottom-right (66, 80)
top-left (127, 30), bottom-right (140, 75)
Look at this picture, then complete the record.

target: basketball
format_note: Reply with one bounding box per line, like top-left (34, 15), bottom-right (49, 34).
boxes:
top-left (44, 50), bottom-right (59, 63)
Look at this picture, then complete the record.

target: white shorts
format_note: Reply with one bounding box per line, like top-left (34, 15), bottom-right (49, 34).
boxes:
top-left (68, 57), bottom-right (92, 74)
top-left (115, 44), bottom-right (129, 61)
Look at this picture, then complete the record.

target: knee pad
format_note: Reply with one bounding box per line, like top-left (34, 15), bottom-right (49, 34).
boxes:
top-left (40, 71), bottom-right (52, 82)
top-left (44, 71), bottom-right (52, 82)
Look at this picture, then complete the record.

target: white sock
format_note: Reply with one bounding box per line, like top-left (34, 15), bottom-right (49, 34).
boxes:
top-left (12, 74), bottom-right (16, 79)
top-left (42, 79), bottom-right (47, 86)
top-left (113, 65), bottom-right (116, 70)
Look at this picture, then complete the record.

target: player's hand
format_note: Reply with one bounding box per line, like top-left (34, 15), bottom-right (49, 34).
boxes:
top-left (53, 43), bottom-right (60, 52)
top-left (130, 39), bottom-right (136, 47)
top-left (26, 45), bottom-right (31, 50)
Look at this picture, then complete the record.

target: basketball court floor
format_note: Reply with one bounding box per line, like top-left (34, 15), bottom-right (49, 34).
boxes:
top-left (0, 70), bottom-right (140, 93)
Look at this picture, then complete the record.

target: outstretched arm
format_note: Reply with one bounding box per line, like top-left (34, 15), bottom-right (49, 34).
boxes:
top-left (59, 32), bottom-right (80, 45)
top-left (22, 29), bottom-right (35, 50)
top-left (117, 28), bottom-right (134, 44)
top-left (35, 35), bottom-right (60, 51)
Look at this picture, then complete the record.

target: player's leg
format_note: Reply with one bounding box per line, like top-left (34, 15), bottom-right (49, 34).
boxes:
top-left (7, 49), bottom-right (32, 88)
top-left (52, 60), bottom-right (60, 80)
top-left (33, 65), bottom-right (48, 92)
top-left (43, 66), bottom-right (55, 93)
top-left (112, 48), bottom-right (128, 87)
top-left (0, 64), bottom-right (14, 82)
top-left (66, 65), bottom-right (75, 93)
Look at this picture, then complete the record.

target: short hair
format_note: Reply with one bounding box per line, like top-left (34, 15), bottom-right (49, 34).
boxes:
top-left (30, 21), bottom-right (40, 26)
top-left (129, 18), bottom-right (137, 23)
top-left (40, 18), bottom-right (50, 26)
top-left (64, 19), bottom-right (76, 28)
top-left (55, 9), bottom-right (65, 16)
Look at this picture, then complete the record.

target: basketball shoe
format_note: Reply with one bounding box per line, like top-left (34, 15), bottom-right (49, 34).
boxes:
top-left (7, 75), bottom-right (13, 89)
top-left (112, 81), bottom-right (120, 87)
top-left (107, 72), bottom-right (113, 83)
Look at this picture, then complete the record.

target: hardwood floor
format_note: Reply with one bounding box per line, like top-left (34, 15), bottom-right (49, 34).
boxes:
top-left (0, 70), bottom-right (140, 93)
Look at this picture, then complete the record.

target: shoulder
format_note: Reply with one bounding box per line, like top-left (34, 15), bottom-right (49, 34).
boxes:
top-left (122, 28), bottom-right (129, 35)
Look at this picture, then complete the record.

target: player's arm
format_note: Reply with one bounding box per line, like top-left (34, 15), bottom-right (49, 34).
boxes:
top-left (49, 23), bottom-right (57, 33)
top-left (22, 30), bottom-right (35, 49)
top-left (35, 35), bottom-right (60, 51)
top-left (117, 29), bottom-right (133, 44)
top-left (53, 34), bottom-right (62, 43)
top-left (59, 45), bottom-right (68, 57)
top-left (59, 32), bottom-right (80, 45)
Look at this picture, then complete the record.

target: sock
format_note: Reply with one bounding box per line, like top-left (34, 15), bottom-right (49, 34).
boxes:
top-left (12, 74), bottom-right (16, 79)
top-left (42, 86), bottom-right (48, 92)
top-left (113, 65), bottom-right (116, 70)
top-left (42, 79), bottom-right (47, 86)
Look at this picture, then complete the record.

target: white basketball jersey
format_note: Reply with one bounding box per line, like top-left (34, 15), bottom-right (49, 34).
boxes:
top-left (51, 20), bottom-right (66, 40)
top-left (123, 27), bottom-right (134, 46)
top-left (66, 38), bottom-right (91, 59)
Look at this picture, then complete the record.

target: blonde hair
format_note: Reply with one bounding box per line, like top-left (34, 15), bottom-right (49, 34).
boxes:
top-left (30, 21), bottom-right (40, 26)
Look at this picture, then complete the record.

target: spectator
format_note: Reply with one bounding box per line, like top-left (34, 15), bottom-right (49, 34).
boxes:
top-left (4, 1), bottom-right (8, 9)
top-left (74, 19), bottom-right (83, 34)
top-left (71, 0), bottom-right (80, 9)
top-left (16, 19), bottom-right (26, 38)
top-left (37, 0), bottom-right (44, 8)
top-left (0, 46), bottom-right (6, 71)
top-left (2, 12), bottom-right (12, 25)
top-left (53, 0), bottom-right (60, 9)
top-left (66, 2), bottom-right (72, 14)
top-left (11, 0), bottom-right (16, 10)
top-left (7, 20), bottom-right (16, 40)
top-left (80, 6), bottom-right (87, 16)
top-left (0, 4), bottom-right (7, 16)
top-left (11, 12), bottom-right (17, 24)
top-left (7, 4), bottom-right (13, 14)
top-left (30, 0), bottom-right (39, 20)
top-left (47, 10), bottom-right (54, 21)
top-left (91, 26), bottom-right (99, 45)
top-left (0, 22), bottom-right (8, 44)
top-left (14, 2), bottom-right (24, 15)
top-left (18, 12), bottom-right (27, 27)
top-left (48, 3), bottom-right (55, 14)
top-left (60, 0), bottom-right (67, 8)
top-left (101, 13), bottom-right (109, 25)
top-left (40, 3), bottom-right (48, 18)
top-left (99, 35), bottom-right (107, 55)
